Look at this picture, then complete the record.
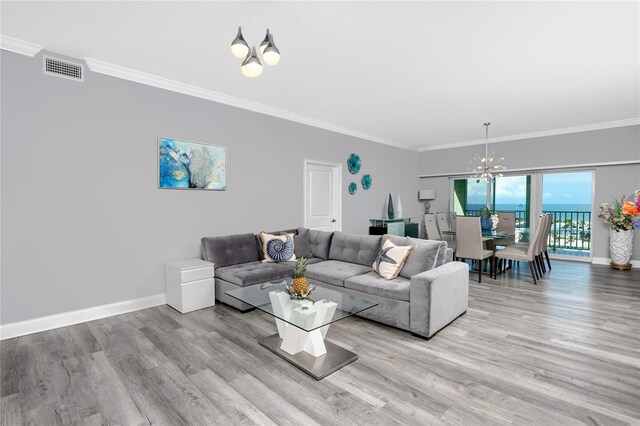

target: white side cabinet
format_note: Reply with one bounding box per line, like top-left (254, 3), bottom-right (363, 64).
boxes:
top-left (165, 259), bottom-right (215, 313)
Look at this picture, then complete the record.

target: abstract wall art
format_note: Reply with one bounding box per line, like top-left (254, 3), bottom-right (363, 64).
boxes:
top-left (361, 174), bottom-right (372, 190)
top-left (348, 182), bottom-right (357, 195)
top-left (158, 138), bottom-right (226, 190)
top-left (347, 153), bottom-right (361, 175)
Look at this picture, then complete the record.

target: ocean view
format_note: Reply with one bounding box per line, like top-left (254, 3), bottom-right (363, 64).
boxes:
top-left (467, 203), bottom-right (592, 212)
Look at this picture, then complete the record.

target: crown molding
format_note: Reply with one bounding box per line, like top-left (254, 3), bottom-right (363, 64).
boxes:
top-left (84, 57), bottom-right (416, 151)
top-left (0, 34), bottom-right (43, 57)
top-left (418, 118), bottom-right (640, 152)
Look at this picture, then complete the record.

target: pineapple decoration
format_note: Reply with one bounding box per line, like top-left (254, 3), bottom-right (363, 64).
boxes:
top-left (292, 257), bottom-right (309, 296)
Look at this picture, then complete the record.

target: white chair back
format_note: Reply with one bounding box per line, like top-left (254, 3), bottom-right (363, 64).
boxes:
top-left (496, 212), bottom-right (516, 235)
top-left (437, 213), bottom-right (451, 232)
top-left (424, 214), bottom-right (441, 240)
top-left (455, 216), bottom-right (485, 259)
top-left (527, 216), bottom-right (548, 257)
top-left (541, 214), bottom-right (553, 251)
top-left (449, 212), bottom-right (457, 232)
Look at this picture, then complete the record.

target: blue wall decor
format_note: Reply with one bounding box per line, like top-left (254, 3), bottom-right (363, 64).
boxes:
top-left (347, 153), bottom-right (361, 175)
top-left (159, 138), bottom-right (226, 190)
top-left (361, 174), bottom-right (372, 190)
top-left (348, 182), bottom-right (357, 195)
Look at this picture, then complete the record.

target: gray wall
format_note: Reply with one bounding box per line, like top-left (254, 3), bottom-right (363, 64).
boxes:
top-left (1, 50), bottom-right (421, 324)
top-left (418, 126), bottom-right (640, 260)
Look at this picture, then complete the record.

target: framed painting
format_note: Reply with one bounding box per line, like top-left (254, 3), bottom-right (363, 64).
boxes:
top-left (158, 138), bottom-right (227, 190)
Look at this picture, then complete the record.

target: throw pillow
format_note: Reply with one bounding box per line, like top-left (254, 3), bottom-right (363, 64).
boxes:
top-left (260, 232), bottom-right (297, 263)
top-left (294, 228), bottom-right (313, 258)
top-left (372, 238), bottom-right (413, 280)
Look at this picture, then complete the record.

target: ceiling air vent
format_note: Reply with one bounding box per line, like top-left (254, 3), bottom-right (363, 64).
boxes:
top-left (43, 56), bottom-right (84, 82)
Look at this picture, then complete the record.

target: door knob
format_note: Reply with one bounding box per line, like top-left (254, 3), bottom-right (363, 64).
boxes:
top-left (331, 219), bottom-right (337, 223)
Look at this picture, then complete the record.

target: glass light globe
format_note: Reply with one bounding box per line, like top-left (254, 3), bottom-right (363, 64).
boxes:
top-left (231, 43), bottom-right (249, 59)
top-left (230, 27), bottom-right (249, 59)
top-left (241, 61), bottom-right (264, 77)
top-left (241, 47), bottom-right (263, 77)
top-left (263, 46), bottom-right (280, 65)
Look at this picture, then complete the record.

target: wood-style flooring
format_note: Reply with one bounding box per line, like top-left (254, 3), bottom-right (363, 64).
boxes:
top-left (1, 261), bottom-right (639, 425)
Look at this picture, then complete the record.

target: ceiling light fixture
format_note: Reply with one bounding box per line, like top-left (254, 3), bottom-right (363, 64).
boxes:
top-left (231, 27), bottom-right (280, 77)
top-left (230, 27), bottom-right (249, 59)
top-left (468, 122), bottom-right (506, 182)
top-left (259, 29), bottom-right (271, 54)
top-left (241, 47), bottom-right (263, 78)
top-left (262, 33), bottom-right (280, 65)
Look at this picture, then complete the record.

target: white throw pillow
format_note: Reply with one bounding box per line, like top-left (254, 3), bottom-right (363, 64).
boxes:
top-left (372, 238), bottom-right (413, 280)
top-left (260, 232), bottom-right (297, 263)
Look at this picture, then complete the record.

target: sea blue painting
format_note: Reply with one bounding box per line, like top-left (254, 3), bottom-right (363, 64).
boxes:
top-left (361, 174), bottom-right (372, 190)
top-left (348, 182), bottom-right (357, 195)
top-left (158, 138), bottom-right (226, 190)
top-left (347, 153), bottom-right (361, 175)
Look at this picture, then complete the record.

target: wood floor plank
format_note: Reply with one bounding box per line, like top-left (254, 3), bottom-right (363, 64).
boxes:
top-left (1, 261), bottom-right (638, 425)
top-left (229, 374), bottom-right (321, 426)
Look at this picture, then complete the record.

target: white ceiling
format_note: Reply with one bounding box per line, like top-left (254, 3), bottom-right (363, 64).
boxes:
top-left (1, 1), bottom-right (639, 151)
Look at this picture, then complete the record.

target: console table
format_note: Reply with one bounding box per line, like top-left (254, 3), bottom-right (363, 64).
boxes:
top-left (369, 217), bottom-right (420, 238)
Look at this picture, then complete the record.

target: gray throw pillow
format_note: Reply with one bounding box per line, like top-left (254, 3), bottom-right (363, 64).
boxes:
top-left (399, 238), bottom-right (447, 279)
top-left (294, 228), bottom-right (313, 258)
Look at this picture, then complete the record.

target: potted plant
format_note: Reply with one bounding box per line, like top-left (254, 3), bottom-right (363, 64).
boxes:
top-left (479, 206), bottom-right (498, 232)
top-left (598, 190), bottom-right (640, 270)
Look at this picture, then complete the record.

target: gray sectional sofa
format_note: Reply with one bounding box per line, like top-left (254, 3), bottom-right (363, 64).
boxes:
top-left (201, 228), bottom-right (469, 339)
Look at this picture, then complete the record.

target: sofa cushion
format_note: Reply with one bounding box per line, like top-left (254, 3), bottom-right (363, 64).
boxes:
top-left (201, 233), bottom-right (260, 267)
top-left (372, 238), bottom-right (413, 280)
top-left (308, 229), bottom-right (334, 260)
top-left (445, 247), bottom-right (454, 263)
top-left (215, 261), bottom-right (292, 287)
top-left (282, 257), bottom-right (324, 267)
top-left (305, 260), bottom-right (371, 287)
top-left (260, 232), bottom-right (296, 263)
top-left (329, 232), bottom-right (382, 267)
top-left (344, 272), bottom-right (410, 301)
top-left (385, 235), bottom-right (448, 279)
top-left (294, 228), bottom-right (313, 258)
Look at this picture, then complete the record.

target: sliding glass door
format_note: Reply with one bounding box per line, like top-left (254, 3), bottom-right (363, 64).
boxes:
top-left (542, 171), bottom-right (593, 258)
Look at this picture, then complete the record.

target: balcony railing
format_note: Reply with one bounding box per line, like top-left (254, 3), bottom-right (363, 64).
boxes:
top-left (463, 209), bottom-right (591, 251)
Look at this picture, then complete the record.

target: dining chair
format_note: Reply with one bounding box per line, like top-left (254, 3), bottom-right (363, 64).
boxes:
top-left (493, 212), bottom-right (516, 248)
top-left (455, 216), bottom-right (494, 283)
top-left (541, 214), bottom-right (553, 270)
top-left (436, 213), bottom-right (451, 233)
top-left (495, 218), bottom-right (545, 285)
top-left (512, 214), bottom-right (550, 277)
top-left (424, 213), bottom-right (441, 240)
top-left (449, 212), bottom-right (457, 232)
top-left (534, 214), bottom-right (552, 275)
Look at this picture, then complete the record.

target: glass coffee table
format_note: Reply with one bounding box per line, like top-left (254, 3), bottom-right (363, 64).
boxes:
top-left (225, 279), bottom-right (378, 380)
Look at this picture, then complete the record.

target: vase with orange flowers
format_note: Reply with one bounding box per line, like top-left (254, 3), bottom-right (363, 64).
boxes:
top-left (598, 190), bottom-right (640, 270)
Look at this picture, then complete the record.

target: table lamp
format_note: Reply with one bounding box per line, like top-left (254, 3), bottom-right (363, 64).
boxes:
top-left (418, 190), bottom-right (436, 214)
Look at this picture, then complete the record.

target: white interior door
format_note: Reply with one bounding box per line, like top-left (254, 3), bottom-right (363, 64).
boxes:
top-left (304, 160), bottom-right (342, 231)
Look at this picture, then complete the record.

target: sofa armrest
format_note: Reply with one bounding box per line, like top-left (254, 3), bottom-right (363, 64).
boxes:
top-left (409, 261), bottom-right (469, 338)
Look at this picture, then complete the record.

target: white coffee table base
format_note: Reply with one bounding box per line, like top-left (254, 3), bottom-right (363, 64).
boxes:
top-left (262, 291), bottom-right (358, 380)
top-left (259, 334), bottom-right (359, 380)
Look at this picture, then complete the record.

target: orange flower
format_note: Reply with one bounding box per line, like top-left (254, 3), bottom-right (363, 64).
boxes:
top-left (621, 201), bottom-right (639, 216)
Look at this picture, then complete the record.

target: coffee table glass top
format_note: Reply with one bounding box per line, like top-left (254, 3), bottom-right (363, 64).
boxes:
top-left (225, 279), bottom-right (378, 332)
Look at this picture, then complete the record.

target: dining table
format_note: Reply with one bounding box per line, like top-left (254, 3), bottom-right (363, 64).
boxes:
top-left (441, 228), bottom-right (530, 275)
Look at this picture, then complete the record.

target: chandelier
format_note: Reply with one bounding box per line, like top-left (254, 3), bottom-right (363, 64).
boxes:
top-left (469, 122), bottom-right (506, 182)
top-left (230, 27), bottom-right (280, 78)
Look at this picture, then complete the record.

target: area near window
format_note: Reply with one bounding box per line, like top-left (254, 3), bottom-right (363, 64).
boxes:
top-left (452, 170), bottom-right (593, 259)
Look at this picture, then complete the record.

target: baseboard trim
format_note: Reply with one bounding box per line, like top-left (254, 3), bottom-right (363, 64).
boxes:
top-left (0, 293), bottom-right (167, 340)
top-left (592, 257), bottom-right (640, 268)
